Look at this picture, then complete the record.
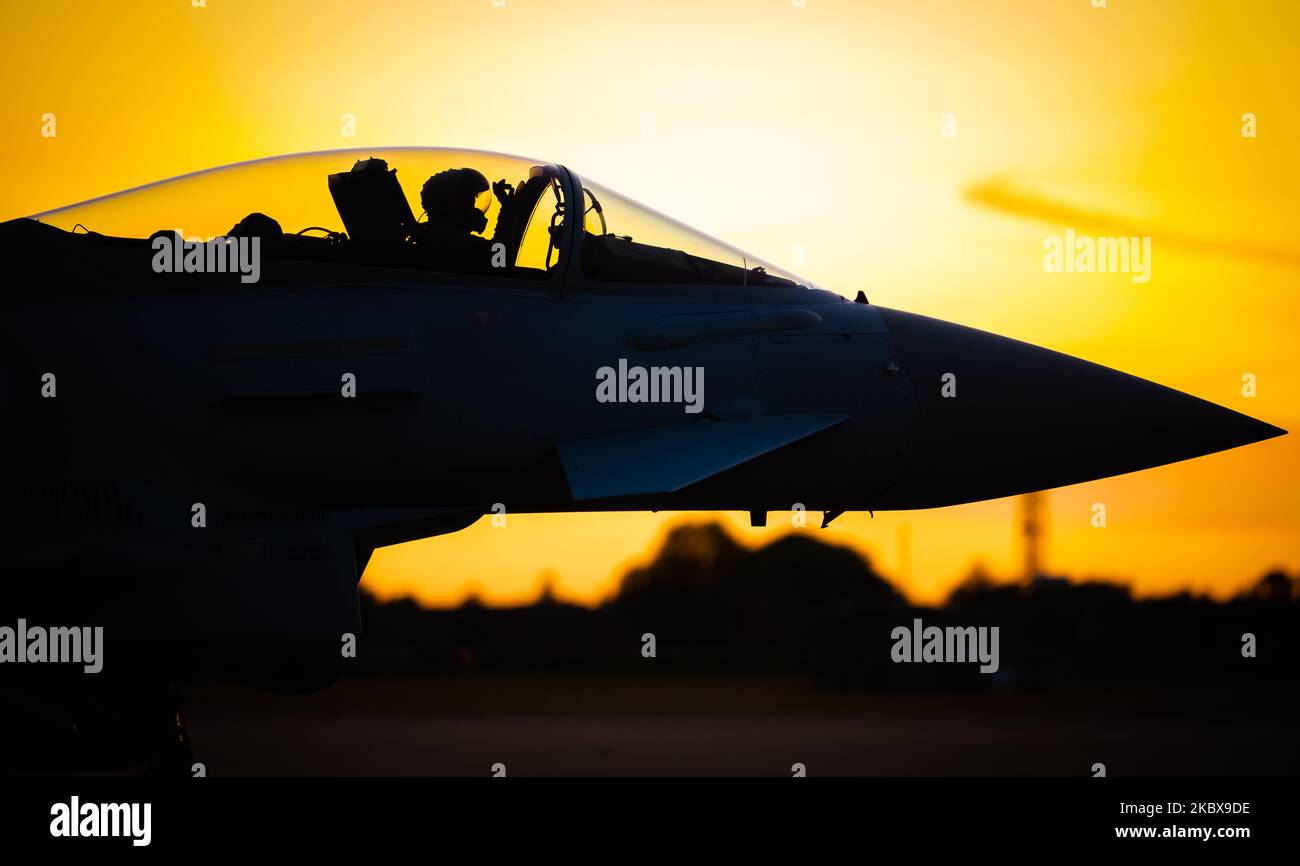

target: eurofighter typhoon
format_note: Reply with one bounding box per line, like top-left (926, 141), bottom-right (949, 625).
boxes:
top-left (0, 147), bottom-right (1284, 771)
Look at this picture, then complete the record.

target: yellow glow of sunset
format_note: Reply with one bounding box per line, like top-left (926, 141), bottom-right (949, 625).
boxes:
top-left (3, 0), bottom-right (1296, 605)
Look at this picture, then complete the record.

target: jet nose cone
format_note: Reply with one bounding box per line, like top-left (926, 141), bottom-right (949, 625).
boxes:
top-left (874, 307), bottom-right (1286, 509)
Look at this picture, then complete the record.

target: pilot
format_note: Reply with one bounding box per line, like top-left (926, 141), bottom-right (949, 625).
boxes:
top-left (415, 168), bottom-right (521, 272)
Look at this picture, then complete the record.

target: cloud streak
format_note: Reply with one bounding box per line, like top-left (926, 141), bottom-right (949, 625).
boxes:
top-left (964, 176), bottom-right (1300, 269)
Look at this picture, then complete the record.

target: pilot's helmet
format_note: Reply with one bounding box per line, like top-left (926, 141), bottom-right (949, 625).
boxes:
top-left (421, 167), bottom-right (491, 233)
top-left (228, 211), bottom-right (283, 241)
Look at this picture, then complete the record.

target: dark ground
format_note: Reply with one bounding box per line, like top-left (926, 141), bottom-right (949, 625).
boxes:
top-left (181, 675), bottom-right (1300, 777)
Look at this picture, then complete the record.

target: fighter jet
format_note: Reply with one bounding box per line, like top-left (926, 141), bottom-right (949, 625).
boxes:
top-left (0, 147), bottom-right (1284, 771)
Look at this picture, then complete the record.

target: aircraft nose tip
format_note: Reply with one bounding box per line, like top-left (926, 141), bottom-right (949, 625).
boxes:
top-left (874, 307), bottom-right (1287, 509)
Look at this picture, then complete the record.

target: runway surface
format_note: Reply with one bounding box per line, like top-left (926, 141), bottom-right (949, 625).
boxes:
top-left (182, 676), bottom-right (1300, 777)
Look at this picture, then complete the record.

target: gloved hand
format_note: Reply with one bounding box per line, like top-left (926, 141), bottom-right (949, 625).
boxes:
top-left (492, 179), bottom-right (516, 206)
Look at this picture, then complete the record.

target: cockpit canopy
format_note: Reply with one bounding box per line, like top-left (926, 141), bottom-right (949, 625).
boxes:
top-left (27, 146), bottom-right (816, 290)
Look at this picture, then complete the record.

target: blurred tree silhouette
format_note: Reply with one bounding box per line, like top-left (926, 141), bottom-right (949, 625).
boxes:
top-left (356, 521), bottom-right (1298, 686)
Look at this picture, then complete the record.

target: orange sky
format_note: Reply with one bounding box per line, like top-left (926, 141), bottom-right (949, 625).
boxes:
top-left (3, 0), bottom-right (1296, 605)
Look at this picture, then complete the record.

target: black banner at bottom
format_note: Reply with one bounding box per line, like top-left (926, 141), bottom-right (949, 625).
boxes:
top-left (0, 777), bottom-right (1289, 853)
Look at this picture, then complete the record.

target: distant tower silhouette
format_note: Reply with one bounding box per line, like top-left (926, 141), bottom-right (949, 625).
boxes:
top-left (1019, 492), bottom-right (1046, 581)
